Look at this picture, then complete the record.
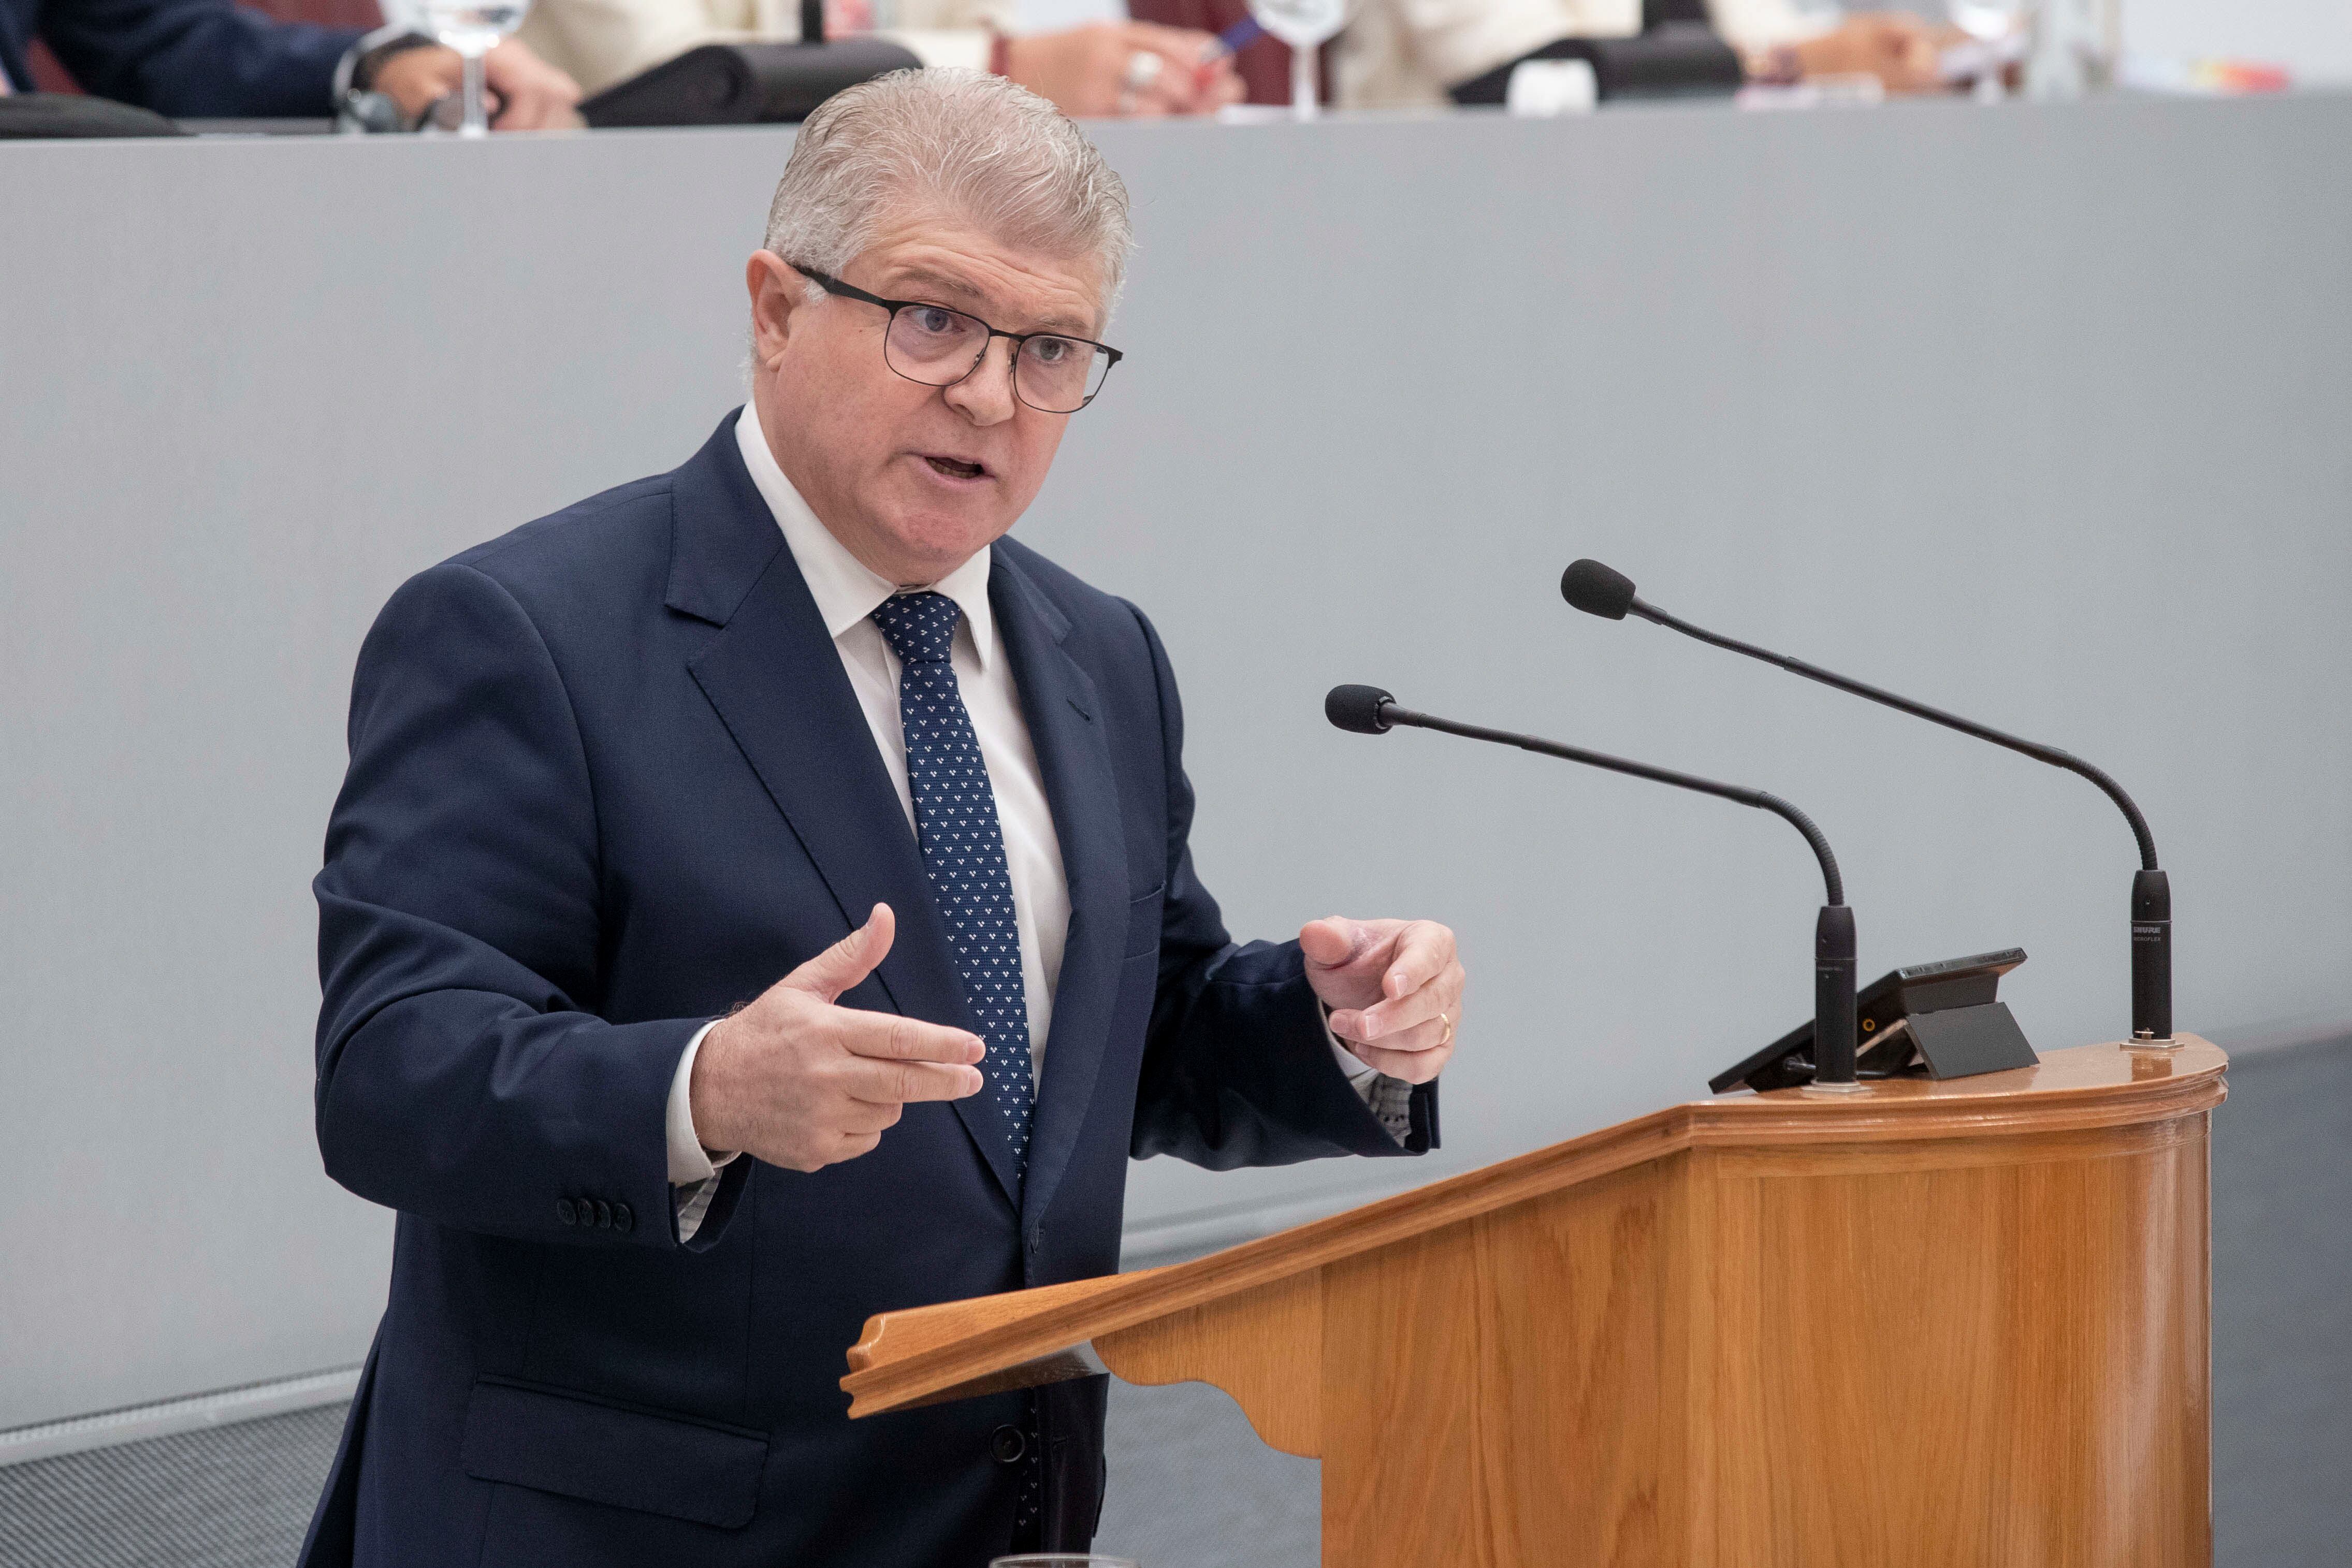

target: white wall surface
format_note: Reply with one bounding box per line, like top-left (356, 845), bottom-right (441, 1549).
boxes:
top-left (2, 92), bottom-right (2348, 1431)
top-left (2124, 0), bottom-right (2352, 82)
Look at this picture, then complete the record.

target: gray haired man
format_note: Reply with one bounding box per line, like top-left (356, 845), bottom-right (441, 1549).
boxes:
top-left (303, 69), bottom-right (1462, 1567)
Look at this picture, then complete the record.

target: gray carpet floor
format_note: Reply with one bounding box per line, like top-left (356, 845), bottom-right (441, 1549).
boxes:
top-left (2208, 1033), bottom-right (2352, 1568)
top-left (3, 1035), bottom-right (2344, 1568)
top-left (0, 1407), bottom-right (346, 1568)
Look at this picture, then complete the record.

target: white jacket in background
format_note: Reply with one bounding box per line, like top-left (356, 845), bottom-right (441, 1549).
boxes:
top-left (516, 0), bottom-right (1012, 98)
top-left (1337, 0), bottom-right (1833, 109)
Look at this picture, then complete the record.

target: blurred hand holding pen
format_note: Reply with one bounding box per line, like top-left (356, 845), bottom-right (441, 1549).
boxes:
top-left (1196, 16), bottom-right (1265, 95)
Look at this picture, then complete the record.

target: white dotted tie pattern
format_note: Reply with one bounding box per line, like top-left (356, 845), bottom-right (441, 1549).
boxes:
top-left (869, 592), bottom-right (1035, 1183)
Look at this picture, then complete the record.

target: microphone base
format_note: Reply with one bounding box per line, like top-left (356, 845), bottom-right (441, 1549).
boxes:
top-left (1710, 948), bottom-right (2038, 1095)
top-left (1799, 1080), bottom-right (1872, 1096)
top-left (2127, 1032), bottom-right (2184, 1051)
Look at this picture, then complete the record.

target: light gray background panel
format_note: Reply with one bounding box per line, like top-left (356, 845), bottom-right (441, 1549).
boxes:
top-left (2, 93), bottom-right (2347, 1428)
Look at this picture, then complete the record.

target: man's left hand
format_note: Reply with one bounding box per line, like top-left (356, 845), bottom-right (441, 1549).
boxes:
top-left (1300, 917), bottom-right (1463, 1084)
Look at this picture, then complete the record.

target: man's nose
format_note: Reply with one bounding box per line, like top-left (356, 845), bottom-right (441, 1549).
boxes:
top-left (945, 339), bottom-right (1020, 425)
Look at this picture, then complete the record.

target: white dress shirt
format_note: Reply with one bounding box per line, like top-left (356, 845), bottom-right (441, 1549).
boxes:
top-left (665, 405), bottom-right (1389, 1235)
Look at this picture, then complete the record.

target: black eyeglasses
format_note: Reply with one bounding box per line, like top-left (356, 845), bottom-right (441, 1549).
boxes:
top-left (793, 265), bottom-right (1123, 415)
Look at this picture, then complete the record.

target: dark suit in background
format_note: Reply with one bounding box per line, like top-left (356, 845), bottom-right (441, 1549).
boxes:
top-left (0, 0), bottom-right (357, 115)
top-left (300, 414), bottom-right (1434, 1566)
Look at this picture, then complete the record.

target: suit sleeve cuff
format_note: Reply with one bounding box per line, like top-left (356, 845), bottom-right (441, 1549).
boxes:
top-left (1319, 1002), bottom-right (1411, 1144)
top-left (666, 1020), bottom-right (741, 1186)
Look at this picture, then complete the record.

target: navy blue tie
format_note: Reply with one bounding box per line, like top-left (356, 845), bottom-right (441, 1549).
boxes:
top-left (868, 592), bottom-right (1035, 1183)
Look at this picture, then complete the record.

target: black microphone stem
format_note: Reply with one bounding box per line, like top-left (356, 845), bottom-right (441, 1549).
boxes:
top-left (1367, 698), bottom-right (1861, 1087)
top-left (1632, 603), bottom-right (2159, 872)
top-left (1383, 705), bottom-right (1846, 906)
top-left (1587, 579), bottom-right (2174, 1043)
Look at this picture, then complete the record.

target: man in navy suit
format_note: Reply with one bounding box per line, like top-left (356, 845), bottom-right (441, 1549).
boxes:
top-left (0, 0), bottom-right (576, 123)
top-left (304, 66), bottom-right (1465, 1567)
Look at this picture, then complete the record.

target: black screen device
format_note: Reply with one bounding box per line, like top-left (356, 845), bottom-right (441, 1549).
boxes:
top-left (0, 94), bottom-right (187, 139)
top-left (580, 38), bottom-right (920, 127)
top-left (1449, 23), bottom-right (1743, 105)
top-left (1709, 947), bottom-right (2037, 1095)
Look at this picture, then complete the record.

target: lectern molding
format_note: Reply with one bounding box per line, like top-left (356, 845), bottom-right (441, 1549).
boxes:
top-left (843, 1041), bottom-right (2224, 1421)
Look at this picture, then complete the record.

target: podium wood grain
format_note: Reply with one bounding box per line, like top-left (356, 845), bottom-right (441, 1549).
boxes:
top-left (846, 1040), bottom-right (2224, 1567)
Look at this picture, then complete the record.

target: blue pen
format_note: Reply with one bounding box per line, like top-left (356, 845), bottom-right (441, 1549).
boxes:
top-left (1197, 13), bottom-right (1265, 71)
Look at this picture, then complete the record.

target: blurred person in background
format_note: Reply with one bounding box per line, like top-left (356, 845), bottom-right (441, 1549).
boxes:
top-left (0, 0), bottom-right (582, 123)
top-left (517, 0), bottom-right (1241, 113)
top-left (1145, 0), bottom-right (1948, 106)
top-left (1352, 0), bottom-right (1948, 105)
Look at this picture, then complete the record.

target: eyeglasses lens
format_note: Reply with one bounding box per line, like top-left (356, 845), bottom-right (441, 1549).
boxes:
top-left (883, 306), bottom-right (1111, 414)
top-left (1014, 338), bottom-right (1111, 413)
top-left (885, 306), bottom-right (988, 376)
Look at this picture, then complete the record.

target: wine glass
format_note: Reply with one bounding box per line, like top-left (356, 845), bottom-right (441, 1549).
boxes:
top-left (1246, 0), bottom-right (1350, 120)
top-left (1948, 0), bottom-right (2023, 101)
top-left (417, 0), bottom-right (532, 136)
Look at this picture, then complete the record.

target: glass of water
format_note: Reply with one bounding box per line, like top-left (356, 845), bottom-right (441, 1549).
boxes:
top-left (417, 0), bottom-right (531, 136)
top-left (1246, 0), bottom-right (1351, 120)
top-left (1948, 0), bottom-right (2023, 100)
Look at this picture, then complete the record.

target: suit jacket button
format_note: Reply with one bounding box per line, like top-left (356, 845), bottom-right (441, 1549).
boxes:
top-left (990, 1425), bottom-right (1026, 1465)
top-left (613, 1202), bottom-right (634, 1235)
top-left (593, 1200), bottom-right (613, 1229)
top-left (557, 1198), bottom-right (578, 1227)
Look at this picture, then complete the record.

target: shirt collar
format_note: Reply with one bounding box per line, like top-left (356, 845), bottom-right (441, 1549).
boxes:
top-left (733, 402), bottom-right (995, 668)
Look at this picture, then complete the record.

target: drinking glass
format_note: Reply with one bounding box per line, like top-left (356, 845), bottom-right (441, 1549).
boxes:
top-left (417, 0), bottom-right (531, 136)
top-left (1948, 0), bottom-right (2023, 101)
top-left (1245, 0), bottom-right (1350, 120)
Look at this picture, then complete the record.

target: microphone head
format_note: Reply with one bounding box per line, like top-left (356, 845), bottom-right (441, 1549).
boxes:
top-left (1325, 685), bottom-right (1396, 735)
top-left (1561, 558), bottom-right (1638, 620)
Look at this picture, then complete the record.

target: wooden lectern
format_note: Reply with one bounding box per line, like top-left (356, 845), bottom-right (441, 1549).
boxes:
top-left (845, 1040), bottom-right (2225, 1567)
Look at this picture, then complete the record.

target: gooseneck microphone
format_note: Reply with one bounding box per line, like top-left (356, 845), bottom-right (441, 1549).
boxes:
top-left (1560, 558), bottom-right (2172, 1041)
top-left (1326, 684), bottom-right (1862, 1087)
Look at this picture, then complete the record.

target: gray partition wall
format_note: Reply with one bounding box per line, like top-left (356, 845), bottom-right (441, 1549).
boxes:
top-left (3, 92), bottom-right (2349, 1436)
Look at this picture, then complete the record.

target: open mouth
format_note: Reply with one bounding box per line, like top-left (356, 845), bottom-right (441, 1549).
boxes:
top-left (922, 455), bottom-right (987, 481)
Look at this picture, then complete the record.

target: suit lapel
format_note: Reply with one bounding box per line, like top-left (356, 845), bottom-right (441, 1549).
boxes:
top-left (671, 415), bottom-right (1024, 1209)
top-left (992, 553), bottom-right (1126, 1233)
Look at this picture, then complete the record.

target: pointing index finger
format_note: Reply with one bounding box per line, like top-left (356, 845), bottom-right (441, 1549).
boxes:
top-left (1384, 921), bottom-right (1455, 998)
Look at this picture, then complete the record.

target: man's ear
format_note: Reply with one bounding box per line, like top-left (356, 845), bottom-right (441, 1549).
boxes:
top-left (746, 251), bottom-right (808, 370)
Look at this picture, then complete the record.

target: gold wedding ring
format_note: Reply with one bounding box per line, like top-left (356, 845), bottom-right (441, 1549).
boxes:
top-left (1436, 1011), bottom-right (1453, 1048)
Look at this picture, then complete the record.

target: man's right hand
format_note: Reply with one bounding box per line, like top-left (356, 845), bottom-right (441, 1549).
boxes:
top-left (688, 904), bottom-right (985, 1173)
